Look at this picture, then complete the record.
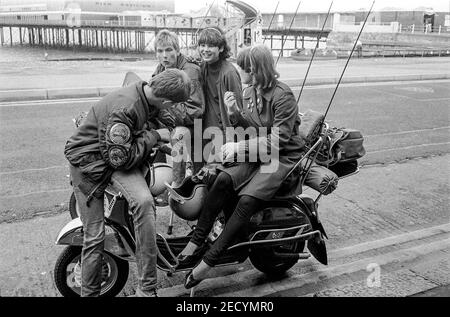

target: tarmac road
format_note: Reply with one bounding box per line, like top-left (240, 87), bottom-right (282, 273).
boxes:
top-left (0, 79), bottom-right (449, 297)
top-left (1, 79), bottom-right (449, 223)
top-left (1, 55), bottom-right (449, 92)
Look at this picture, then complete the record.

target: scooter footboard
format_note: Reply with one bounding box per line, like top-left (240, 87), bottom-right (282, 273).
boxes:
top-left (156, 233), bottom-right (192, 272)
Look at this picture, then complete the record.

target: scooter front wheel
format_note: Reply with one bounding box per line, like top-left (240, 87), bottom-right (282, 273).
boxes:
top-left (54, 246), bottom-right (129, 297)
top-left (69, 192), bottom-right (80, 220)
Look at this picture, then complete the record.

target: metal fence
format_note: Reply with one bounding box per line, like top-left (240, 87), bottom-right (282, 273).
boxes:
top-left (398, 24), bottom-right (450, 34)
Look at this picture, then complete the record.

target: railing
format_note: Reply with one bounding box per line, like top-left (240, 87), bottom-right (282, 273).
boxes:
top-left (332, 21), bottom-right (450, 35)
top-left (334, 22), bottom-right (400, 33)
top-left (334, 47), bottom-right (450, 58)
top-left (0, 16), bottom-right (244, 30)
top-left (0, 18), bottom-right (150, 28)
top-left (0, 18), bottom-right (66, 26)
top-left (398, 24), bottom-right (450, 34)
top-left (2, 16), bottom-right (450, 36)
top-left (80, 20), bottom-right (141, 27)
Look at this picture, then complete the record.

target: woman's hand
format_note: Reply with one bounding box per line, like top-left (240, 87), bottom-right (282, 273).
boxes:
top-left (155, 128), bottom-right (171, 142)
top-left (221, 142), bottom-right (239, 163)
top-left (224, 91), bottom-right (239, 115)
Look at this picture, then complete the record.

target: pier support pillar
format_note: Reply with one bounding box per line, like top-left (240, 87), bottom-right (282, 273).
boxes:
top-left (111, 30), bottom-right (115, 51)
top-left (280, 35), bottom-right (284, 57)
top-left (27, 28), bottom-right (31, 46)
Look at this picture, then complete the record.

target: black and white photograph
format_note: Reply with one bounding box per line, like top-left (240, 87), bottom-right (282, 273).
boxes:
top-left (0, 0), bottom-right (448, 303)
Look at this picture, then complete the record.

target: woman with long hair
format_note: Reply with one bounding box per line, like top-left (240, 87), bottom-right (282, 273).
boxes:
top-left (178, 44), bottom-right (306, 288)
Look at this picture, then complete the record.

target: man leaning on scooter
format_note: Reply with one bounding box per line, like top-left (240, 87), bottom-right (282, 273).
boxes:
top-left (64, 68), bottom-right (191, 297)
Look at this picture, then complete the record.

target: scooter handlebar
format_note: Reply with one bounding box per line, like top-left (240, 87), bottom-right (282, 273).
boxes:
top-left (157, 142), bottom-right (173, 155)
top-left (148, 141), bottom-right (172, 161)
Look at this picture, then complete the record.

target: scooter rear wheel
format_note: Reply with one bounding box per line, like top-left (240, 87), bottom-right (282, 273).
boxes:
top-left (54, 246), bottom-right (129, 297)
top-left (249, 241), bottom-right (305, 276)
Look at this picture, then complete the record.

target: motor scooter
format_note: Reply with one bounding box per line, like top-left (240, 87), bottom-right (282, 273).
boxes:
top-left (54, 115), bottom-right (359, 297)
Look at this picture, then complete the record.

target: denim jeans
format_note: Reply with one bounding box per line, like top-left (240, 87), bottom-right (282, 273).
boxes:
top-left (170, 126), bottom-right (203, 185)
top-left (70, 164), bottom-right (157, 297)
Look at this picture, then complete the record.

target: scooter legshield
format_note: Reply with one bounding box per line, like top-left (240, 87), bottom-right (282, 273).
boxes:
top-left (307, 234), bottom-right (328, 265)
top-left (55, 218), bottom-right (83, 246)
top-left (55, 218), bottom-right (134, 259)
top-left (293, 195), bottom-right (329, 265)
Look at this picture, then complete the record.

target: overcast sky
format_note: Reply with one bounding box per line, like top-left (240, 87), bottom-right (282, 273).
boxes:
top-left (175, 0), bottom-right (450, 13)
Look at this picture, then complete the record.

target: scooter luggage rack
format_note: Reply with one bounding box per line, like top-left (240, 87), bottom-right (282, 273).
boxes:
top-left (283, 122), bottom-right (329, 185)
top-left (227, 224), bottom-right (320, 252)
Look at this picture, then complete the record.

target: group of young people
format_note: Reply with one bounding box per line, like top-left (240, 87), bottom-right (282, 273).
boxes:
top-left (64, 26), bottom-right (305, 296)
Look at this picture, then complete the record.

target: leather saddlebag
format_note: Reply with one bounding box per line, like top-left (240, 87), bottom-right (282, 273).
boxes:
top-left (317, 127), bottom-right (366, 166)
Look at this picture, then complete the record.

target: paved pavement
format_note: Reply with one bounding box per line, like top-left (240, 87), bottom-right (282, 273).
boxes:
top-left (160, 223), bottom-right (450, 297)
top-left (0, 154), bottom-right (448, 296)
top-left (1, 56), bottom-right (449, 102)
top-left (410, 284), bottom-right (450, 297)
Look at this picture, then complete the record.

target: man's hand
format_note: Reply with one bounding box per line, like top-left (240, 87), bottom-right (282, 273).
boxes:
top-left (224, 91), bottom-right (239, 115)
top-left (184, 54), bottom-right (202, 66)
top-left (155, 128), bottom-right (171, 142)
top-left (73, 111), bottom-right (88, 128)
